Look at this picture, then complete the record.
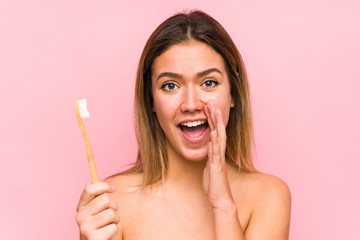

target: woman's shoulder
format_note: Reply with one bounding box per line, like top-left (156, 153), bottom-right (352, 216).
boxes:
top-left (106, 173), bottom-right (144, 214)
top-left (105, 172), bottom-right (143, 197)
top-left (228, 166), bottom-right (291, 236)
top-left (227, 165), bottom-right (291, 209)
top-left (106, 171), bottom-right (143, 185)
top-left (244, 172), bottom-right (290, 196)
top-left (104, 172), bottom-right (144, 210)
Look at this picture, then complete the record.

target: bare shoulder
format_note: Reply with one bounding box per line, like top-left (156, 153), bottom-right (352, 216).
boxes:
top-left (246, 172), bottom-right (291, 202)
top-left (247, 172), bottom-right (291, 221)
top-left (106, 172), bottom-right (143, 192)
top-left (227, 166), bottom-right (291, 239)
top-left (105, 172), bottom-right (144, 207)
top-left (247, 173), bottom-right (291, 239)
top-left (227, 165), bottom-right (291, 205)
top-left (228, 166), bottom-right (291, 201)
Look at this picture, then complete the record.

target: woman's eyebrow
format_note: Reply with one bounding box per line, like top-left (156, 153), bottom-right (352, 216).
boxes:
top-left (157, 72), bottom-right (182, 81)
top-left (156, 68), bottom-right (222, 81)
top-left (197, 68), bottom-right (222, 78)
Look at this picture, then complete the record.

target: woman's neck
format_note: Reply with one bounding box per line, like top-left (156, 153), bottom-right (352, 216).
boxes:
top-left (164, 147), bottom-right (208, 193)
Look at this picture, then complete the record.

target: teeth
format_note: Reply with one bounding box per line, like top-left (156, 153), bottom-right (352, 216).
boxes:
top-left (181, 120), bottom-right (206, 127)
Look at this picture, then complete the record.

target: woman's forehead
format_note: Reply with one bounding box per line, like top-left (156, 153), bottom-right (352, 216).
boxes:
top-left (151, 41), bottom-right (227, 78)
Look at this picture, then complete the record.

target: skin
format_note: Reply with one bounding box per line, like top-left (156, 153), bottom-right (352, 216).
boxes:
top-left (76, 41), bottom-right (291, 240)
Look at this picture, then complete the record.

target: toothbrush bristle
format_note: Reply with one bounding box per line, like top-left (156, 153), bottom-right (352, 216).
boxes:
top-left (78, 99), bottom-right (90, 119)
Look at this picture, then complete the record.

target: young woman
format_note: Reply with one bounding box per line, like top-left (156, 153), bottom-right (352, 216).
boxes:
top-left (76, 10), bottom-right (291, 240)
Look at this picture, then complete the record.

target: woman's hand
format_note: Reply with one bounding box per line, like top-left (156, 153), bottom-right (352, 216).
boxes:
top-left (203, 101), bottom-right (245, 239)
top-left (76, 182), bottom-right (120, 240)
top-left (202, 101), bottom-right (235, 210)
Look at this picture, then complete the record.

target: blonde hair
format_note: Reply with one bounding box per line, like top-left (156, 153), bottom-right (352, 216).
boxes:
top-left (114, 10), bottom-right (257, 187)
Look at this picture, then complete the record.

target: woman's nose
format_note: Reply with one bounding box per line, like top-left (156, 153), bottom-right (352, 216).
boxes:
top-left (180, 85), bottom-right (204, 112)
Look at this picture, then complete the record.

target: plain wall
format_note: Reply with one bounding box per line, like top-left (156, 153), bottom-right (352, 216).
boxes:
top-left (1, 0), bottom-right (359, 239)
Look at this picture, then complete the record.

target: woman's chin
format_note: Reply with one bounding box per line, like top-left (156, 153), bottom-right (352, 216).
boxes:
top-left (181, 149), bottom-right (208, 162)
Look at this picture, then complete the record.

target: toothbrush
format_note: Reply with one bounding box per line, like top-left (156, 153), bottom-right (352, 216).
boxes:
top-left (74, 99), bottom-right (99, 183)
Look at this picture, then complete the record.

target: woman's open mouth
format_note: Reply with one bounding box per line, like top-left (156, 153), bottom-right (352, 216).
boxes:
top-left (178, 120), bottom-right (209, 143)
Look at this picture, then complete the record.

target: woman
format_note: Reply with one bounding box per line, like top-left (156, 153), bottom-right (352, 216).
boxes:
top-left (76, 10), bottom-right (291, 240)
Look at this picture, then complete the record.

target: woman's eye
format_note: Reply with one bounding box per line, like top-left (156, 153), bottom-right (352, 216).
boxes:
top-left (162, 82), bottom-right (178, 91)
top-left (202, 79), bottom-right (218, 88)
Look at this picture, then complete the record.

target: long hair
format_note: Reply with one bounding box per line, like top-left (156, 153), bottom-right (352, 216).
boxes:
top-left (116, 10), bottom-right (256, 187)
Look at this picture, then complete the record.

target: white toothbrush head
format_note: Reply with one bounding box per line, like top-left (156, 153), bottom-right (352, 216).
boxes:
top-left (77, 99), bottom-right (90, 119)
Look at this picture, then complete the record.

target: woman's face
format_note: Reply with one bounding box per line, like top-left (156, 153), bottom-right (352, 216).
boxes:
top-left (151, 41), bottom-right (234, 162)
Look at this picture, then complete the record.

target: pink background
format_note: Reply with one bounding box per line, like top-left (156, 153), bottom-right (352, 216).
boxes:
top-left (1, 0), bottom-right (359, 239)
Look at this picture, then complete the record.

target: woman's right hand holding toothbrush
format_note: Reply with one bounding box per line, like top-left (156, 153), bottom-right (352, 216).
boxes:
top-left (76, 182), bottom-right (120, 240)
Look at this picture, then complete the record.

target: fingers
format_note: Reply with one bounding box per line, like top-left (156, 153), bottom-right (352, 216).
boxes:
top-left (204, 104), bottom-right (215, 131)
top-left (202, 144), bottom-right (210, 193)
top-left (92, 208), bottom-right (121, 228)
top-left (77, 182), bottom-right (115, 212)
top-left (210, 130), bottom-right (221, 165)
top-left (78, 207), bottom-right (120, 231)
top-left (205, 101), bottom-right (226, 164)
top-left (76, 182), bottom-right (120, 240)
top-left (80, 222), bottom-right (118, 240)
top-left (95, 223), bottom-right (118, 240)
top-left (215, 109), bottom-right (226, 159)
top-left (83, 192), bottom-right (119, 217)
top-left (203, 102), bottom-right (235, 210)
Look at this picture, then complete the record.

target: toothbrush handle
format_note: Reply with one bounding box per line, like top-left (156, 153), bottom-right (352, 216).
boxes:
top-left (83, 132), bottom-right (99, 183)
top-left (74, 101), bottom-right (99, 183)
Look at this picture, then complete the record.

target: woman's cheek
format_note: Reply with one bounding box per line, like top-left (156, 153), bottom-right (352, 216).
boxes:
top-left (154, 96), bottom-right (176, 123)
top-left (214, 96), bottom-right (232, 125)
